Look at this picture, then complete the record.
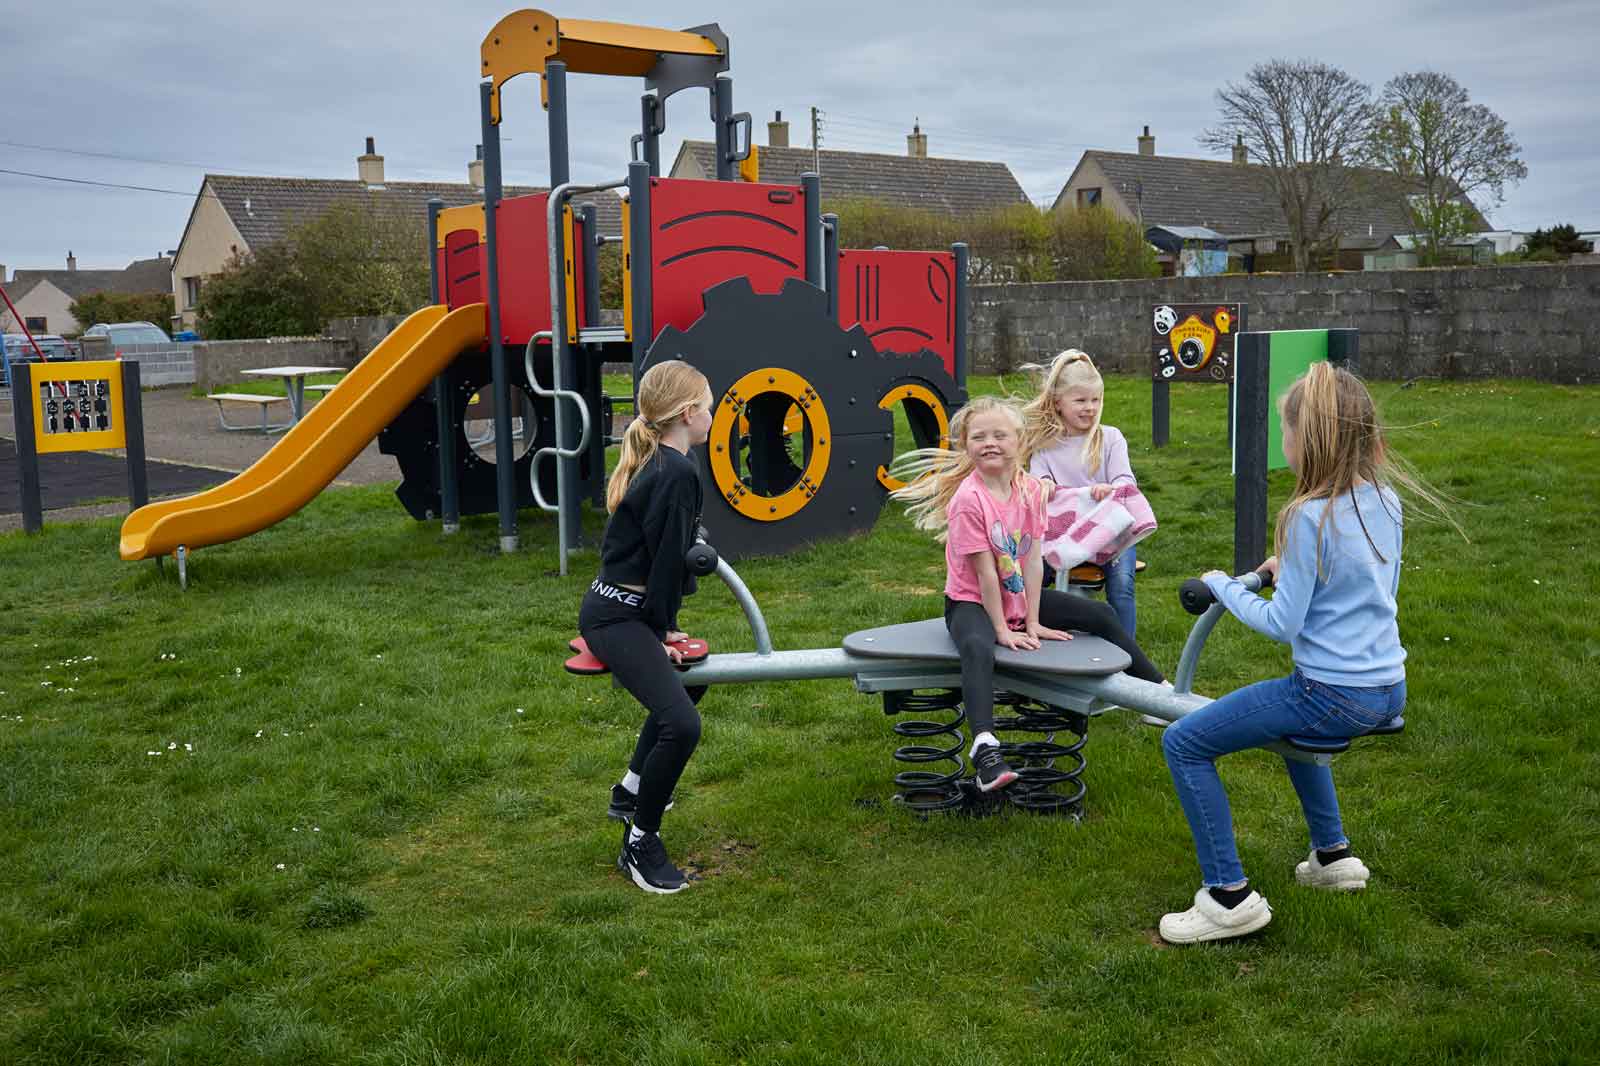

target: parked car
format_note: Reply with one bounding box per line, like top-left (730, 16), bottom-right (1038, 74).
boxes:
top-left (81, 321), bottom-right (172, 347)
top-left (1, 332), bottom-right (73, 386)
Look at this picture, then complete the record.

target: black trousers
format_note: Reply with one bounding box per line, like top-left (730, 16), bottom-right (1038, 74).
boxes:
top-left (944, 590), bottom-right (1166, 735)
top-left (580, 584), bottom-right (701, 833)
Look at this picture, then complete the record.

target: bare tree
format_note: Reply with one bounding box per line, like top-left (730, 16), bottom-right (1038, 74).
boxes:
top-left (1201, 60), bottom-right (1375, 272)
top-left (1369, 71), bottom-right (1527, 265)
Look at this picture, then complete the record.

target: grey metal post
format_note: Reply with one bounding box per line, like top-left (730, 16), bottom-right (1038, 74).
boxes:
top-left (953, 242), bottom-right (970, 387)
top-left (11, 364), bottom-right (42, 532)
top-left (121, 360), bottom-right (147, 510)
top-left (580, 204), bottom-right (601, 326)
top-left (480, 80), bottom-right (517, 552)
top-left (580, 202), bottom-right (606, 507)
top-left (426, 198), bottom-right (460, 533)
top-left (639, 93), bottom-right (662, 177)
top-left (546, 61), bottom-right (570, 188)
top-left (802, 172), bottom-right (822, 287)
top-left (821, 212), bottom-right (839, 319)
top-left (627, 161), bottom-right (654, 382)
top-left (548, 190), bottom-right (582, 552)
top-left (1233, 331), bottom-right (1270, 574)
top-left (712, 75), bottom-right (734, 180)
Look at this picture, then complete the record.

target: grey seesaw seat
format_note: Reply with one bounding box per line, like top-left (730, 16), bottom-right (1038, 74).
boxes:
top-left (842, 618), bottom-right (1130, 676)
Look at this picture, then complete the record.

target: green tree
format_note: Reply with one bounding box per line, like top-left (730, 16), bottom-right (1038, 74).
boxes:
top-left (195, 200), bottom-right (430, 340)
top-left (1368, 71), bottom-right (1526, 266)
top-left (68, 290), bottom-right (176, 335)
top-left (1520, 224), bottom-right (1593, 262)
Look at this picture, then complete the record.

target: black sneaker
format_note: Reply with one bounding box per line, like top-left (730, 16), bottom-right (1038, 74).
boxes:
top-left (607, 784), bottom-right (674, 822)
top-left (972, 744), bottom-right (1019, 793)
top-left (617, 824), bottom-right (689, 894)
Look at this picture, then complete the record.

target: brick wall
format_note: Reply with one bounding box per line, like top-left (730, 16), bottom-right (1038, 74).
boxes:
top-left (191, 337), bottom-right (356, 388)
top-left (77, 338), bottom-right (196, 387)
top-left (968, 263), bottom-right (1600, 383)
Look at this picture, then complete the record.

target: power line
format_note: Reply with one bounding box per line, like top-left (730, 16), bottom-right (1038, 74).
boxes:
top-left (0, 139), bottom-right (238, 173)
top-left (0, 167), bottom-right (201, 197)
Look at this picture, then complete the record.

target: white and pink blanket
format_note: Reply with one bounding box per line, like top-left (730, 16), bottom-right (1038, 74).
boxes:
top-left (1042, 484), bottom-right (1158, 570)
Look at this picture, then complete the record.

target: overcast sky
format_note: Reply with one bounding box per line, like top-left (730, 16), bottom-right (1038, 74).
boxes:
top-left (3, 0), bottom-right (1595, 272)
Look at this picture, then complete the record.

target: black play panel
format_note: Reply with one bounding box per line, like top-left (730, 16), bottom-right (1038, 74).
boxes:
top-left (1, 436), bottom-right (229, 514)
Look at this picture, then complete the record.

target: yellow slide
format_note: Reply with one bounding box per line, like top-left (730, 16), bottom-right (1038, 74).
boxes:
top-left (120, 303), bottom-right (485, 561)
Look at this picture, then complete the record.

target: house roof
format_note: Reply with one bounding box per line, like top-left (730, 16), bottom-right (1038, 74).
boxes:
top-left (672, 142), bottom-right (1029, 217)
top-left (1056, 150), bottom-right (1488, 241)
top-left (199, 174), bottom-right (624, 252)
top-left (7, 256), bottom-right (173, 301)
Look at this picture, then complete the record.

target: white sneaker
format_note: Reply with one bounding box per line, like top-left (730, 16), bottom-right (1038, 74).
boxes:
top-left (1159, 887), bottom-right (1272, 944)
top-left (1295, 850), bottom-right (1370, 891)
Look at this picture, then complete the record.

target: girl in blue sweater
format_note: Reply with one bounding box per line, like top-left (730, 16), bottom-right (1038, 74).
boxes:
top-left (1158, 363), bottom-right (1447, 944)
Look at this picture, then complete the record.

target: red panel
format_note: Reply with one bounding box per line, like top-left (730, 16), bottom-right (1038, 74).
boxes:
top-left (493, 192), bottom-right (553, 345)
top-left (442, 229), bottom-right (484, 310)
top-left (649, 177), bottom-right (807, 334)
top-left (836, 249), bottom-right (957, 376)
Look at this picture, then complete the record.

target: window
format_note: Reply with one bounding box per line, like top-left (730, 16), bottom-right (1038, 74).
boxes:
top-left (183, 276), bottom-right (202, 309)
top-left (24, 316), bottom-right (46, 332)
top-left (1077, 187), bottom-right (1102, 208)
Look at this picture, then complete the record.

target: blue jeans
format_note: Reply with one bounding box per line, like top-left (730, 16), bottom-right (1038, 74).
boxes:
top-left (1104, 545), bottom-right (1137, 637)
top-left (1161, 670), bottom-right (1406, 887)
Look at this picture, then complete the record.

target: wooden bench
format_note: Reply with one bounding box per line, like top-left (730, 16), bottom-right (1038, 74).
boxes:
top-left (305, 383), bottom-right (338, 397)
top-left (208, 393), bottom-right (290, 433)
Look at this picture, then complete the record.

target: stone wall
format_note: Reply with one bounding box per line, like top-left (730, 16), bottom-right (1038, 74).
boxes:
top-left (192, 337), bottom-right (356, 388)
top-left (325, 315), bottom-right (410, 360)
top-left (78, 338), bottom-right (196, 387)
top-left (968, 262), bottom-right (1600, 383)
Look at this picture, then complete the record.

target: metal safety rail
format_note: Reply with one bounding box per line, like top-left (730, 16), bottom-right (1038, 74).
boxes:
top-left (531, 178), bottom-right (628, 575)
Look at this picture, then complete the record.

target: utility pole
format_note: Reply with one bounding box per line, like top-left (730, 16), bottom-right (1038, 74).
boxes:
top-left (810, 106), bottom-right (822, 173)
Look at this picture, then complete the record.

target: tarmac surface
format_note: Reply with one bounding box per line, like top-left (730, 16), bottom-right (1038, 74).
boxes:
top-left (0, 386), bottom-right (401, 533)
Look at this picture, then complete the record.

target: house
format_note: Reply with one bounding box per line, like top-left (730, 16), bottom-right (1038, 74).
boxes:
top-left (1, 253), bottom-right (173, 336)
top-left (1052, 126), bottom-right (1489, 272)
top-left (670, 113), bottom-right (1029, 218)
top-left (170, 139), bottom-right (624, 330)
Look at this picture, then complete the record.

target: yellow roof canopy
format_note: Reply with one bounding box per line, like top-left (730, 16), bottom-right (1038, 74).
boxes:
top-left (481, 10), bottom-right (728, 122)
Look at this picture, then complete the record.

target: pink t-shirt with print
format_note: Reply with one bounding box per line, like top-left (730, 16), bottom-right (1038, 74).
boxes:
top-left (945, 470), bottom-right (1047, 627)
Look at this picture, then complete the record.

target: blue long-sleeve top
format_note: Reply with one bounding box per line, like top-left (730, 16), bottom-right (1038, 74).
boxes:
top-left (1204, 482), bottom-right (1406, 687)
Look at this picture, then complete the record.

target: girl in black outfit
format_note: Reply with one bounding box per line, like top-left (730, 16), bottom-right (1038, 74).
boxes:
top-left (579, 360), bottom-right (713, 894)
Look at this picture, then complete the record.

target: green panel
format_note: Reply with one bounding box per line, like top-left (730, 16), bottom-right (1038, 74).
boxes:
top-left (1265, 329), bottom-right (1329, 471)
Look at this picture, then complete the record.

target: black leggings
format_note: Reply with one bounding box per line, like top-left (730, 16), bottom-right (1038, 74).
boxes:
top-left (579, 585), bottom-right (701, 833)
top-left (944, 591), bottom-right (1165, 735)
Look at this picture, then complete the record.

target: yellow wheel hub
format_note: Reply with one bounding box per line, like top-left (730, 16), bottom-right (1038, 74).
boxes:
top-left (709, 367), bottom-right (832, 522)
top-left (876, 382), bottom-right (950, 491)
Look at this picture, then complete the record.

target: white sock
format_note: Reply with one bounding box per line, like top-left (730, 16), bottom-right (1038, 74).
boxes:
top-left (970, 731), bottom-right (999, 757)
top-left (628, 824), bottom-right (649, 844)
top-left (620, 771), bottom-right (641, 793)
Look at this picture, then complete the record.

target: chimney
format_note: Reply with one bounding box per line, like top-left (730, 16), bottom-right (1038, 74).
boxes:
top-left (907, 119), bottom-right (928, 159)
top-left (358, 136), bottom-right (385, 188)
top-left (1232, 134), bottom-right (1247, 166)
top-left (768, 110), bottom-right (789, 148)
top-left (468, 144), bottom-right (485, 189)
top-left (1137, 125), bottom-right (1155, 156)
top-left (67, 250), bottom-right (77, 272)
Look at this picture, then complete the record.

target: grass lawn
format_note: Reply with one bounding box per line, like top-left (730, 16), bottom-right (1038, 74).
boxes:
top-left (2, 373), bottom-right (1596, 1064)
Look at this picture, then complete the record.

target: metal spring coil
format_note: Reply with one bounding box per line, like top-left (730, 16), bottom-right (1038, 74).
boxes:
top-left (888, 688), bottom-right (967, 813)
top-left (993, 690), bottom-right (1089, 815)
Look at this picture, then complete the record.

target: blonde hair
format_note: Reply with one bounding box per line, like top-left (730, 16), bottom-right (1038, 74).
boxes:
top-left (1276, 362), bottom-right (1462, 574)
top-left (606, 360), bottom-right (711, 512)
top-left (1020, 349), bottom-right (1106, 474)
top-left (889, 395), bottom-right (1038, 540)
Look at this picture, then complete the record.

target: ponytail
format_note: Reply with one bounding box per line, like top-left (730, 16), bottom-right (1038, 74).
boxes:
top-left (605, 360), bottom-right (712, 513)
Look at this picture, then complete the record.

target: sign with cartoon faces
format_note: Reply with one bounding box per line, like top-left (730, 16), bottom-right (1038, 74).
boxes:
top-left (1151, 304), bottom-right (1242, 383)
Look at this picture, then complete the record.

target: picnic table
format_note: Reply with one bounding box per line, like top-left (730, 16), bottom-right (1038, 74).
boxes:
top-left (240, 365), bottom-right (344, 423)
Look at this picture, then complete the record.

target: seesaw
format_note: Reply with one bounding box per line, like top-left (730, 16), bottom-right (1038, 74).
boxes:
top-left (569, 540), bottom-right (1402, 815)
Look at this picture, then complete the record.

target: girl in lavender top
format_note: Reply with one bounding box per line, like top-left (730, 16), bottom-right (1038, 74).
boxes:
top-left (1022, 350), bottom-right (1143, 635)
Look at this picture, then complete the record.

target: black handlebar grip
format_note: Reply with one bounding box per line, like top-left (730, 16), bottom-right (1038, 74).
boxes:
top-left (685, 542), bottom-right (720, 576)
top-left (1254, 567), bottom-right (1275, 591)
top-left (1179, 578), bottom-right (1216, 616)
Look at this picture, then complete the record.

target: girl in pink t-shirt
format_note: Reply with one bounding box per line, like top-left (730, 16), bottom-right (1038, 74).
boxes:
top-left (892, 396), bottom-right (1166, 792)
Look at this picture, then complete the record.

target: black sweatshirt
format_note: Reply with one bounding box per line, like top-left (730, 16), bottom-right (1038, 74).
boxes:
top-left (596, 445), bottom-right (704, 636)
